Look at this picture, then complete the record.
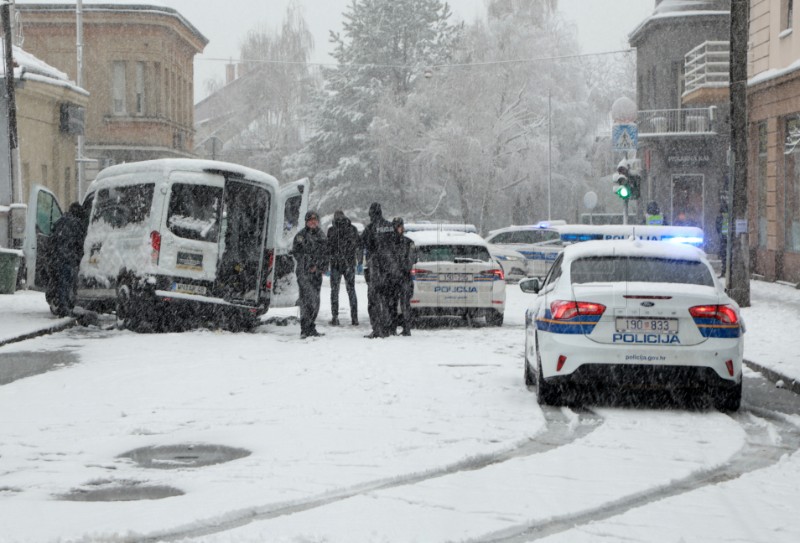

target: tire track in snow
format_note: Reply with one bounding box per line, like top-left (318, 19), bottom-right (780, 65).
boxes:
top-left (476, 407), bottom-right (800, 543)
top-left (143, 407), bottom-right (603, 542)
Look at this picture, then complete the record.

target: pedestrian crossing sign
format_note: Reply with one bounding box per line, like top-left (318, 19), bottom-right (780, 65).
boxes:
top-left (612, 123), bottom-right (638, 152)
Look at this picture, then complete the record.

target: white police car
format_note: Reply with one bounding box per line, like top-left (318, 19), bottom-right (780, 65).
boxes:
top-left (407, 230), bottom-right (506, 326)
top-left (485, 221), bottom-right (563, 277)
top-left (488, 246), bottom-right (528, 282)
top-left (520, 239), bottom-right (743, 410)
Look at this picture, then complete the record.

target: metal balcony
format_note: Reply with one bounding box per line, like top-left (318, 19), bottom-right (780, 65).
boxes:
top-left (637, 107), bottom-right (717, 137)
top-left (682, 41), bottom-right (730, 105)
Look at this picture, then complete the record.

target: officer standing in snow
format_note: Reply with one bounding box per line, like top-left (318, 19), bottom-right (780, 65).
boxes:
top-left (362, 202), bottom-right (395, 338)
top-left (46, 202), bottom-right (88, 317)
top-left (389, 217), bottom-right (416, 336)
top-left (327, 210), bottom-right (361, 326)
top-left (291, 210), bottom-right (328, 339)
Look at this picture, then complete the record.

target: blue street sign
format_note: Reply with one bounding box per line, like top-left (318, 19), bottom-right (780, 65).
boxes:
top-left (612, 123), bottom-right (638, 152)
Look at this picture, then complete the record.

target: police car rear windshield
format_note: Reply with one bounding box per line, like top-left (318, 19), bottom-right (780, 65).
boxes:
top-left (416, 245), bottom-right (492, 263)
top-left (570, 256), bottom-right (714, 287)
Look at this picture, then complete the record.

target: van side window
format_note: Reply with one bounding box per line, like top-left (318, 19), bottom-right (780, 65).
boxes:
top-left (283, 195), bottom-right (301, 233)
top-left (35, 191), bottom-right (62, 235)
top-left (167, 184), bottom-right (223, 242)
top-left (93, 184), bottom-right (155, 228)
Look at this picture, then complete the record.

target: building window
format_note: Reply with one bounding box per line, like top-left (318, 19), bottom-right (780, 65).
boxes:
top-left (154, 62), bottom-right (161, 116)
top-left (784, 117), bottom-right (800, 253)
top-left (783, 0), bottom-right (794, 31)
top-left (64, 167), bottom-right (72, 203)
top-left (135, 62), bottom-right (145, 115)
top-left (112, 61), bottom-right (126, 115)
top-left (757, 123), bottom-right (768, 248)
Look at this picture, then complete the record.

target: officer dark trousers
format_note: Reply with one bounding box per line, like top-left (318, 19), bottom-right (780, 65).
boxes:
top-left (297, 272), bottom-right (322, 335)
top-left (330, 266), bottom-right (358, 323)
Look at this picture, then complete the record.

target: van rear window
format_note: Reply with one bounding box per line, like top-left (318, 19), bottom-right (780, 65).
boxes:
top-left (167, 184), bottom-right (223, 242)
top-left (93, 184), bottom-right (154, 228)
top-left (416, 245), bottom-right (492, 263)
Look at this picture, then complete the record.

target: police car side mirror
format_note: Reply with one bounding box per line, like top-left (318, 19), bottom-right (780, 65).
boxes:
top-left (519, 277), bottom-right (541, 294)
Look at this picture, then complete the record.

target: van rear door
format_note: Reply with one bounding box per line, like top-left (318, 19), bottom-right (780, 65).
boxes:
top-left (22, 185), bottom-right (63, 289)
top-left (215, 176), bottom-right (271, 306)
top-left (269, 178), bottom-right (309, 308)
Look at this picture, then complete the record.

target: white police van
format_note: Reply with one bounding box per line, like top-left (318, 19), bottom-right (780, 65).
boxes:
top-left (407, 230), bottom-right (506, 326)
top-left (75, 159), bottom-right (308, 331)
top-left (487, 221), bottom-right (705, 278)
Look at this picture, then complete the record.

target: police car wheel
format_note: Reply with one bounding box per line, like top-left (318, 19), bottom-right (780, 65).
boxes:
top-left (536, 342), bottom-right (563, 406)
top-left (486, 310), bottom-right (504, 327)
top-left (713, 381), bottom-right (742, 412)
top-left (524, 357), bottom-right (535, 388)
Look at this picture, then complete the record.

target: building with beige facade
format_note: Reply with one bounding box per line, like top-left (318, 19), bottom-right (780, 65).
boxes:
top-left (15, 3), bottom-right (207, 185)
top-left (7, 46), bottom-right (89, 207)
top-left (748, 0), bottom-right (800, 283)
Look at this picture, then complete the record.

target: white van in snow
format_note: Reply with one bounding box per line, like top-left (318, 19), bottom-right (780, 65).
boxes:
top-left (75, 159), bottom-right (308, 331)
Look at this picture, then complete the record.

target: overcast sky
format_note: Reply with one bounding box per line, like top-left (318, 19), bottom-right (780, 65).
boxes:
top-left (17, 0), bottom-right (656, 102)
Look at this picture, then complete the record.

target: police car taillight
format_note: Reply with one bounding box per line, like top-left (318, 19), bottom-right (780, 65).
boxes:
top-left (489, 268), bottom-right (504, 280)
top-left (550, 300), bottom-right (606, 321)
top-left (689, 304), bottom-right (739, 324)
top-left (411, 268), bottom-right (434, 280)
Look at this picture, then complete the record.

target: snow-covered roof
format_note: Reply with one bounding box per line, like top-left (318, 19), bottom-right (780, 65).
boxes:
top-left (628, 9), bottom-right (729, 45)
top-left (406, 230), bottom-right (488, 247)
top-left (0, 46), bottom-right (88, 96)
top-left (562, 239), bottom-right (707, 263)
top-left (15, 1), bottom-right (207, 46)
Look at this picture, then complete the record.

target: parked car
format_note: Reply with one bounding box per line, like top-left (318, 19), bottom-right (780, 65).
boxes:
top-left (487, 245), bottom-right (528, 283)
top-left (407, 230), bottom-right (506, 326)
top-left (520, 239), bottom-right (743, 410)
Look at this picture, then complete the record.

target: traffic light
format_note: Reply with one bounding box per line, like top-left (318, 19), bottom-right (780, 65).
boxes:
top-left (628, 173), bottom-right (641, 200)
top-left (613, 165), bottom-right (631, 200)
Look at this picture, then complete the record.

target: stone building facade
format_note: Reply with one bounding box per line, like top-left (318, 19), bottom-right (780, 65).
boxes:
top-left (15, 3), bottom-right (207, 185)
top-left (748, 0), bottom-right (800, 283)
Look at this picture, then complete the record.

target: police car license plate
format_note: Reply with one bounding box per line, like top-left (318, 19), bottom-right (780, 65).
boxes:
top-left (616, 317), bottom-right (678, 333)
top-left (439, 273), bottom-right (473, 282)
top-left (172, 282), bottom-right (207, 296)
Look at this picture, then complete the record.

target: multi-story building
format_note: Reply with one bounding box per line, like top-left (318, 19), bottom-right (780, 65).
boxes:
top-left (748, 0), bottom-right (800, 283)
top-left (15, 2), bottom-right (207, 184)
top-left (629, 0), bottom-right (732, 257)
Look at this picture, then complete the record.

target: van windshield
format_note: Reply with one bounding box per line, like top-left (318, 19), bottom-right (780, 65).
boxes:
top-left (167, 183), bottom-right (223, 242)
top-left (93, 184), bottom-right (154, 228)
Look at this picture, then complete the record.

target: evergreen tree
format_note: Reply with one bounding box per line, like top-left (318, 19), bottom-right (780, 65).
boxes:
top-left (286, 0), bottom-right (460, 216)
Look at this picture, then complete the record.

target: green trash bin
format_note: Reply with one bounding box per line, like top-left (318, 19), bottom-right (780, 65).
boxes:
top-left (0, 248), bottom-right (23, 294)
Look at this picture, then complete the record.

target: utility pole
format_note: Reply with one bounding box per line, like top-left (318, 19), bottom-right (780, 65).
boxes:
top-left (727, 0), bottom-right (750, 307)
top-left (1, 1), bottom-right (18, 247)
top-left (77, 0), bottom-right (85, 201)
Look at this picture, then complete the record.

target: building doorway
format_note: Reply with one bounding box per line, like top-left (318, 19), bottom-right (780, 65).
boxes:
top-left (671, 174), bottom-right (704, 227)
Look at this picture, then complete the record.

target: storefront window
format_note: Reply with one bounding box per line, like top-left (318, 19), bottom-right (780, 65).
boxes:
top-left (784, 118), bottom-right (800, 253)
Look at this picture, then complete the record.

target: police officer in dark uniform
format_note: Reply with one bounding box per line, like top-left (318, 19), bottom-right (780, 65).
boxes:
top-left (46, 202), bottom-right (88, 317)
top-left (361, 202), bottom-right (395, 338)
top-left (291, 210), bottom-right (328, 338)
top-left (389, 217), bottom-right (416, 336)
top-left (327, 210), bottom-right (361, 326)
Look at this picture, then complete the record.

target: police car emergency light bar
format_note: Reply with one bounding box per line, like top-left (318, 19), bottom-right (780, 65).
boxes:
top-left (557, 225), bottom-right (704, 248)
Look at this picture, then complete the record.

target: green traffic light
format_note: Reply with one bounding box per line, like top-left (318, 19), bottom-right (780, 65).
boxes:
top-left (615, 184), bottom-right (631, 200)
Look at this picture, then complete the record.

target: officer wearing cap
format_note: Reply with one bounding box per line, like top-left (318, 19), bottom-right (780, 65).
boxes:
top-left (291, 210), bottom-right (328, 338)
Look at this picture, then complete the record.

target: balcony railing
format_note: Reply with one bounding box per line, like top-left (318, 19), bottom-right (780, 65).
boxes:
top-left (683, 40), bottom-right (730, 97)
top-left (637, 107), bottom-right (717, 137)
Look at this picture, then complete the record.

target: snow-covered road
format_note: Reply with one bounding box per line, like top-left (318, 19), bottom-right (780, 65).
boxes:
top-left (0, 281), bottom-right (799, 543)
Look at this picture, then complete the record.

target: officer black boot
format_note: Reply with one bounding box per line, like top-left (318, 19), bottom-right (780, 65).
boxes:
top-left (330, 316), bottom-right (339, 326)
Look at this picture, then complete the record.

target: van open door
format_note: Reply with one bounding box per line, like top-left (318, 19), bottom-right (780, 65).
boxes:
top-left (21, 185), bottom-right (63, 290)
top-left (270, 178), bottom-right (309, 308)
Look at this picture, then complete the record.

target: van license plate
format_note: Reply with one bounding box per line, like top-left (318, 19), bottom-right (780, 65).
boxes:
top-left (172, 282), bottom-right (207, 296)
top-left (616, 317), bottom-right (678, 333)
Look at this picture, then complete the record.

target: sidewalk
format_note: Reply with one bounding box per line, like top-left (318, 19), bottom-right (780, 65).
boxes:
top-left (1, 281), bottom-right (799, 390)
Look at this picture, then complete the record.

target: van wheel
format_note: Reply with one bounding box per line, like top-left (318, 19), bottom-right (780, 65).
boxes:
top-left (116, 284), bottom-right (143, 331)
